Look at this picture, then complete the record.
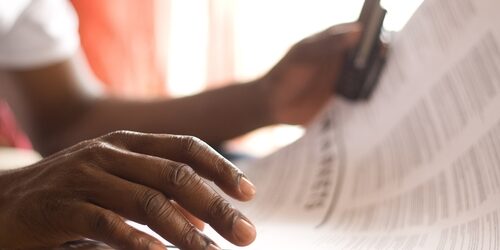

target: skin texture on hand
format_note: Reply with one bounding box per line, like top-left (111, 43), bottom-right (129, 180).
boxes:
top-left (0, 131), bottom-right (256, 250)
top-left (258, 23), bottom-right (362, 125)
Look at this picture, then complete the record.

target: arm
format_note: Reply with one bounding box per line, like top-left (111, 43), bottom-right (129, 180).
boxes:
top-left (0, 22), bottom-right (360, 249)
top-left (4, 23), bottom-right (360, 156)
top-left (5, 56), bottom-right (272, 156)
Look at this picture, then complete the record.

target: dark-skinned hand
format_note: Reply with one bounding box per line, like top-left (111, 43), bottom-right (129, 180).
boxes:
top-left (0, 131), bottom-right (256, 250)
top-left (258, 23), bottom-right (362, 125)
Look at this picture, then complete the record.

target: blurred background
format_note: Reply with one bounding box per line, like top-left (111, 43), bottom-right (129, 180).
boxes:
top-left (155, 0), bottom-right (423, 156)
top-left (0, 0), bottom-right (423, 159)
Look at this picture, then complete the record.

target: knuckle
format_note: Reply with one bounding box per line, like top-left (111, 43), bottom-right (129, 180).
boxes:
top-left (180, 136), bottom-right (205, 156)
top-left (207, 195), bottom-right (236, 221)
top-left (204, 156), bottom-right (226, 182)
top-left (72, 139), bottom-right (93, 151)
top-left (91, 211), bottom-right (121, 237)
top-left (167, 164), bottom-right (198, 189)
top-left (157, 202), bottom-right (178, 220)
top-left (212, 156), bottom-right (230, 176)
top-left (210, 156), bottom-right (240, 185)
top-left (180, 223), bottom-right (196, 243)
top-left (179, 223), bottom-right (205, 248)
top-left (122, 230), bottom-right (151, 249)
top-left (140, 189), bottom-right (169, 218)
top-left (104, 130), bottom-right (132, 139)
top-left (80, 140), bottom-right (118, 164)
top-left (101, 130), bottom-right (136, 145)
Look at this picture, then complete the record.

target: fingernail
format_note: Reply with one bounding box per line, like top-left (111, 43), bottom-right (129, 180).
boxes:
top-left (149, 241), bottom-right (165, 250)
top-left (233, 218), bottom-right (257, 244)
top-left (239, 177), bottom-right (256, 197)
top-left (206, 243), bottom-right (221, 250)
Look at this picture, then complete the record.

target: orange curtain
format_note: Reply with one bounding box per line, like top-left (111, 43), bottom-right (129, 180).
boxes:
top-left (71, 0), bottom-right (167, 98)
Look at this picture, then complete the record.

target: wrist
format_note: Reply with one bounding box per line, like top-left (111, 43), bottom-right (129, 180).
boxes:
top-left (247, 77), bottom-right (277, 126)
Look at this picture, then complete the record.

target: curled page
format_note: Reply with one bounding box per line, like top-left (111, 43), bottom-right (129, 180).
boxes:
top-left (207, 0), bottom-right (500, 248)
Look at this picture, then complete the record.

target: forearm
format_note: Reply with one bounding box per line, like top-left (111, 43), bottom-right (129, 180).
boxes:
top-left (10, 21), bottom-right (358, 156)
top-left (40, 80), bottom-right (273, 155)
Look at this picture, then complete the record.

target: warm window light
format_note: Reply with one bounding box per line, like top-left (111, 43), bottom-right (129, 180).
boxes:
top-left (166, 1), bottom-right (209, 97)
top-left (233, 0), bottom-right (365, 81)
top-left (165, 0), bottom-right (424, 97)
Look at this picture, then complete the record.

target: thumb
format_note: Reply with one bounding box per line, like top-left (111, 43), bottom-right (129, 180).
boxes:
top-left (309, 22), bottom-right (362, 56)
top-left (330, 22), bottom-right (363, 51)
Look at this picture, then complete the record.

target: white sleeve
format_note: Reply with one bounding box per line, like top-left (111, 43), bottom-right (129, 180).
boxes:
top-left (0, 0), bottom-right (79, 69)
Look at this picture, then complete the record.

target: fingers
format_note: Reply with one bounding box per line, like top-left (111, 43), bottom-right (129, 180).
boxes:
top-left (66, 203), bottom-right (165, 250)
top-left (172, 201), bottom-right (205, 231)
top-left (88, 148), bottom-right (256, 246)
top-left (71, 132), bottom-right (257, 247)
top-left (318, 22), bottom-right (362, 49)
top-left (100, 131), bottom-right (256, 201)
top-left (86, 172), bottom-right (254, 248)
top-left (291, 22), bottom-right (362, 61)
top-left (85, 170), bottom-right (205, 231)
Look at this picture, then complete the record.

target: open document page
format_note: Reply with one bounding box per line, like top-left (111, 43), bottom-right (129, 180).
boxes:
top-left (202, 0), bottom-right (500, 248)
top-left (132, 0), bottom-right (500, 248)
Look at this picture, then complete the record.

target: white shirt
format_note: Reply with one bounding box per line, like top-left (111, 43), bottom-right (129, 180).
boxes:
top-left (0, 0), bottom-right (79, 69)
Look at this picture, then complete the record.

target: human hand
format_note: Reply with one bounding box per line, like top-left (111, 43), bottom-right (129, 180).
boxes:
top-left (0, 131), bottom-right (256, 250)
top-left (258, 23), bottom-right (361, 125)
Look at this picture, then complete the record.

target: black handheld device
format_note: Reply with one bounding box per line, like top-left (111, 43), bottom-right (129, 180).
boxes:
top-left (336, 0), bottom-right (387, 100)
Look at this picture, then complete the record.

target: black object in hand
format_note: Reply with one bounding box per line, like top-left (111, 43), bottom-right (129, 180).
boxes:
top-left (336, 0), bottom-right (387, 100)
